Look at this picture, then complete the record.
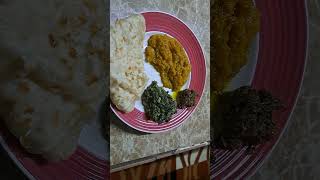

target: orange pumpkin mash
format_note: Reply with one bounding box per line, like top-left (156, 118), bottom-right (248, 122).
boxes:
top-left (145, 34), bottom-right (191, 91)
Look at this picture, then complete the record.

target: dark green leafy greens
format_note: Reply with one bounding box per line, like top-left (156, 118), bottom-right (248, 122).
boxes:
top-left (142, 81), bottom-right (177, 124)
top-left (212, 86), bottom-right (283, 152)
top-left (176, 89), bottom-right (197, 109)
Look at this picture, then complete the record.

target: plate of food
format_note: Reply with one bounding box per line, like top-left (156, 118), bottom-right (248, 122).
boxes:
top-left (110, 12), bottom-right (206, 133)
top-left (0, 0), bottom-right (108, 179)
top-left (210, 0), bottom-right (308, 179)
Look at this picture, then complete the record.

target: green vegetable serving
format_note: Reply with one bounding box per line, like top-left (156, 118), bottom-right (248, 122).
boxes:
top-left (142, 81), bottom-right (177, 124)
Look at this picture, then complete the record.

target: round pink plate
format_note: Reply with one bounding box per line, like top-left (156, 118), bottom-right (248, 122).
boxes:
top-left (111, 12), bottom-right (207, 133)
top-left (210, 0), bottom-right (308, 179)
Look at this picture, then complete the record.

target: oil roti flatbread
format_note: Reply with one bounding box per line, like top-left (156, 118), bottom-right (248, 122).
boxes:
top-left (0, 0), bottom-right (107, 161)
top-left (0, 0), bottom-right (107, 105)
top-left (0, 79), bottom-right (93, 161)
top-left (110, 14), bottom-right (148, 113)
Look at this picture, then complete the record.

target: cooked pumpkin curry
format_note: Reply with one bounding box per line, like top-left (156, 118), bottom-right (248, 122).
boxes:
top-left (212, 0), bottom-right (260, 93)
top-left (145, 34), bottom-right (191, 91)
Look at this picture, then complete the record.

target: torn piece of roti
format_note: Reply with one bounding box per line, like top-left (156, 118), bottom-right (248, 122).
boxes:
top-left (0, 0), bottom-right (107, 161)
top-left (110, 14), bottom-right (148, 113)
top-left (0, 0), bottom-right (107, 105)
top-left (0, 79), bottom-right (94, 161)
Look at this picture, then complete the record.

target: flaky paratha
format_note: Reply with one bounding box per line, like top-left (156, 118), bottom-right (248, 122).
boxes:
top-left (0, 0), bottom-right (107, 161)
top-left (110, 14), bottom-right (148, 113)
top-left (0, 79), bottom-right (93, 161)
